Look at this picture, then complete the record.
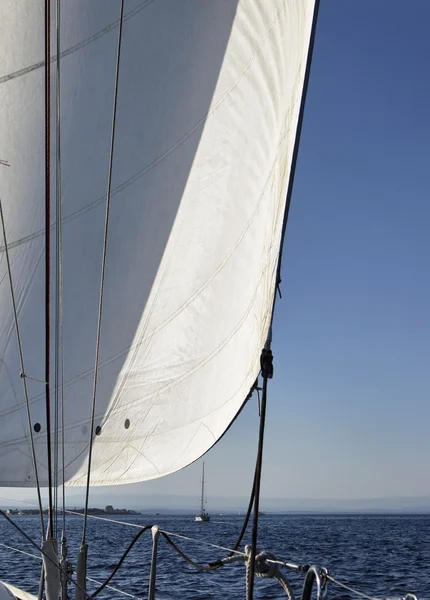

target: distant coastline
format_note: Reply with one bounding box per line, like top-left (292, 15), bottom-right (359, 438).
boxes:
top-left (2, 494), bottom-right (429, 515)
top-left (2, 508), bottom-right (430, 517)
top-left (5, 505), bottom-right (140, 516)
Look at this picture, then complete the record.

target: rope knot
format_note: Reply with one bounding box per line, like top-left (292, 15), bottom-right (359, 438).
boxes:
top-left (245, 546), bottom-right (279, 579)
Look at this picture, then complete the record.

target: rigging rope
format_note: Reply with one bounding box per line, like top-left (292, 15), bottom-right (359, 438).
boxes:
top-left (86, 577), bottom-right (144, 600)
top-left (244, 546), bottom-right (295, 600)
top-left (90, 525), bottom-right (152, 598)
top-left (247, 346), bottom-right (272, 600)
top-left (160, 530), bottom-right (246, 557)
top-left (265, 558), bottom-right (309, 573)
top-left (0, 542), bottom-right (144, 600)
top-left (0, 198), bottom-right (45, 538)
top-left (44, 0), bottom-right (54, 538)
top-left (0, 542), bottom-right (43, 561)
top-left (156, 533), bottom-right (417, 600)
top-left (55, 7), bottom-right (70, 600)
top-left (67, 510), bottom-right (143, 528)
top-left (0, 510), bottom-right (89, 600)
top-left (82, 0), bottom-right (125, 544)
top-left (246, 2), bottom-right (321, 596)
top-left (226, 453), bottom-right (256, 557)
top-left (53, 0), bottom-right (62, 542)
top-left (326, 575), bottom-right (417, 600)
top-left (0, 506), bottom-right (419, 600)
top-left (159, 531), bottom-right (219, 572)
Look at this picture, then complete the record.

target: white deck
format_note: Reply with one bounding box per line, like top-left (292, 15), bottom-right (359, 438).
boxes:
top-left (0, 581), bottom-right (37, 600)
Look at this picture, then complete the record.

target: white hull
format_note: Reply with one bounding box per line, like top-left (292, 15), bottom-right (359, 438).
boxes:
top-left (0, 581), bottom-right (37, 600)
top-left (195, 513), bottom-right (210, 522)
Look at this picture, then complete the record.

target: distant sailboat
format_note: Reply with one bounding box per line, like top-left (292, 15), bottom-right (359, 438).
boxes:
top-left (195, 462), bottom-right (210, 522)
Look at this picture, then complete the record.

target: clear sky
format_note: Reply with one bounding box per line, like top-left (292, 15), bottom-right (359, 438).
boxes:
top-left (142, 0), bottom-right (430, 503)
top-left (4, 0), bottom-right (429, 509)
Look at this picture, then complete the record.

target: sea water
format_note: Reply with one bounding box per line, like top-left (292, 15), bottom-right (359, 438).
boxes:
top-left (0, 513), bottom-right (428, 599)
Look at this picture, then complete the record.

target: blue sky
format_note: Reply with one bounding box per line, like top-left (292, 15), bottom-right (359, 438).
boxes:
top-left (163, 0), bottom-right (430, 503)
top-left (4, 1), bottom-right (429, 508)
top-left (272, 0), bottom-right (430, 499)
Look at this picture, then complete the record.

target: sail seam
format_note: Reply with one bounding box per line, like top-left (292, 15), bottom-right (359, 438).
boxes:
top-left (103, 76), bottom-right (297, 418)
top-left (36, 359), bottom-right (255, 483)
top-left (0, 1), bottom-right (315, 492)
top-left (0, 0), bottom-right (155, 85)
top-left (104, 117), bottom-right (294, 421)
top-left (0, 1), bottom-right (289, 255)
top-left (169, 423), bottom-right (216, 472)
top-left (106, 261), bottom-right (270, 419)
top-left (0, 95), bottom-right (294, 423)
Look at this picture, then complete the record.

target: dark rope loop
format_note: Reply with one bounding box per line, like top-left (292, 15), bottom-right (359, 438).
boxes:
top-left (90, 525), bottom-right (152, 598)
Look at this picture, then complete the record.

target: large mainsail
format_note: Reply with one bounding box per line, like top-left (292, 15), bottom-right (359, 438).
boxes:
top-left (0, 0), bottom-right (316, 486)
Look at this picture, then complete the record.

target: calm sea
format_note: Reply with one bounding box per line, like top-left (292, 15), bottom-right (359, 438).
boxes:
top-left (0, 514), bottom-right (428, 599)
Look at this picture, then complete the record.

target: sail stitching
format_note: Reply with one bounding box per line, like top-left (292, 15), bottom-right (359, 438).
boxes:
top-left (0, 1), bottom-right (304, 488)
top-left (79, 418), bottom-right (162, 481)
top-left (96, 266), bottom-right (269, 445)
top-left (105, 117), bottom-right (294, 420)
top-left (0, 0), bottom-right (155, 84)
top-left (0, 0), bottom-right (287, 254)
top-left (0, 127), bottom-right (286, 454)
top-left (107, 262), bottom-right (270, 417)
top-left (20, 357), bottom-right (254, 484)
top-left (169, 423), bottom-right (216, 472)
top-left (0, 113), bottom-right (290, 424)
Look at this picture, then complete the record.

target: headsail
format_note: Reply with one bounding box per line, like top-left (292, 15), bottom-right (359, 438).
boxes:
top-left (0, 0), bottom-right (316, 486)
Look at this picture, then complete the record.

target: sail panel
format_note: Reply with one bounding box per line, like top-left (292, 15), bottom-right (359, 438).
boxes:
top-left (0, 0), bottom-right (315, 486)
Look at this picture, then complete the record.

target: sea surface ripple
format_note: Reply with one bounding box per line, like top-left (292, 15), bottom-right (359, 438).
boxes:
top-left (0, 513), bottom-right (428, 599)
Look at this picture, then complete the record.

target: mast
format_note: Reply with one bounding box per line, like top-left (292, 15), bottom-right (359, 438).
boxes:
top-left (200, 462), bottom-right (205, 513)
top-left (44, 0), bottom-right (54, 538)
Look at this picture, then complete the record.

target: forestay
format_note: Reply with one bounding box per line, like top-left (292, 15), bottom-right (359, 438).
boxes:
top-left (0, 0), bottom-right (315, 486)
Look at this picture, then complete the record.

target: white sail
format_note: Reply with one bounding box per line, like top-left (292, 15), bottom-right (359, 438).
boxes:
top-left (0, 0), bottom-right (316, 486)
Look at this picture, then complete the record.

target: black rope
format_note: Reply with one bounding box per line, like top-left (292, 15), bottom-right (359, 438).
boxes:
top-left (53, 0), bottom-right (61, 540)
top-left (90, 525), bottom-right (152, 598)
top-left (231, 467), bottom-right (256, 553)
top-left (220, 5), bottom-right (321, 589)
top-left (44, 0), bottom-right (54, 538)
top-left (244, 2), bottom-right (322, 596)
top-left (82, 0), bottom-right (125, 543)
top-left (160, 532), bottom-right (218, 571)
top-left (209, 397), bottom-right (259, 569)
top-left (88, 522), bottom-right (245, 591)
top-left (247, 348), bottom-right (273, 600)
